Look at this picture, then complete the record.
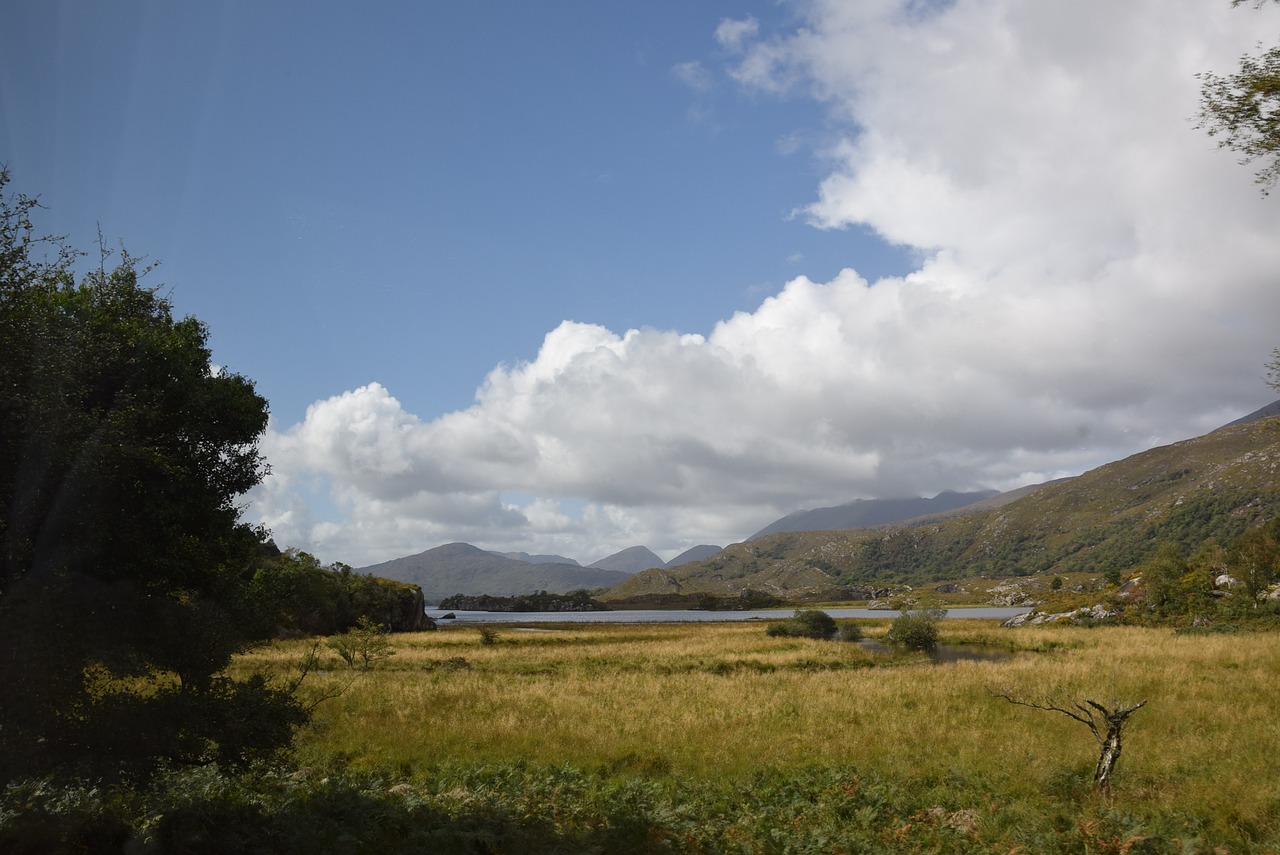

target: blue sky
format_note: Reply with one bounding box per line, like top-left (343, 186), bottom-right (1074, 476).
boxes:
top-left (4, 1), bottom-right (911, 424)
top-left (5, 1), bottom-right (1280, 567)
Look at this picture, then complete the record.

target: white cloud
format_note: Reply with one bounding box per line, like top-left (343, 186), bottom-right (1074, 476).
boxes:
top-left (715, 16), bottom-right (759, 52)
top-left (672, 60), bottom-right (714, 92)
top-left (248, 0), bottom-right (1280, 567)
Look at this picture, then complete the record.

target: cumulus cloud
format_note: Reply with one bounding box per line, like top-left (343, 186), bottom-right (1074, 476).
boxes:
top-left (248, 0), bottom-right (1280, 567)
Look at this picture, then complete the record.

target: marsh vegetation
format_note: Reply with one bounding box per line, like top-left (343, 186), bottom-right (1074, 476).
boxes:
top-left (7, 618), bottom-right (1280, 851)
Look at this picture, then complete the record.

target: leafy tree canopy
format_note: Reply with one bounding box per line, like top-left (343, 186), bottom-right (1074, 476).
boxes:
top-left (1197, 1), bottom-right (1280, 194)
top-left (0, 170), bottom-right (305, 783)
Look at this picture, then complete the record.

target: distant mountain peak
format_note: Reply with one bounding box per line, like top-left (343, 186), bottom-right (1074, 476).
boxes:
top-left (589, 545), bottom-right (666, 573)
top-left (357, 542), bottom-right (630, 604)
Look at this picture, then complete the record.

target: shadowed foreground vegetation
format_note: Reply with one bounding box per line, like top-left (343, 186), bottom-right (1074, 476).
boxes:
top-left (7, 619), bottom-right (1279, 852)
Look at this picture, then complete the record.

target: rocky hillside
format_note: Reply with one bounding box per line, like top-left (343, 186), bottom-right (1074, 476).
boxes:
top-left (603, 416), bottom-right (1280, 602)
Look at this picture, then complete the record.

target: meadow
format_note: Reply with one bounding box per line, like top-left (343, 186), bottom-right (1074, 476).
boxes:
top-left (217, 617), bottom-right (1280, 852)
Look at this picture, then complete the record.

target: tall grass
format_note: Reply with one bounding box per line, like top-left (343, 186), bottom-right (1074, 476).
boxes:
top-left (237, 619), bottom-right (1280, 834)
top-left (10, 619), bottom-right (1280, 851)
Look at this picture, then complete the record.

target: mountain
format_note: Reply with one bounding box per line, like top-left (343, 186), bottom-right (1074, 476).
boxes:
top-left (491, 551), bottom-right (581, 566)
top-left (589, 545), bottom-right (667, 573)
top-left (749, 490), bottom-right (1000, 539)
top-left (603, 415), bottom-right (1280, 602)
top-left (359, 542), bottom-right (631, 604)
top-left (1224, 400), bottom-right (1280, 428)
top-left (667, 545), bottom-right (724, 567)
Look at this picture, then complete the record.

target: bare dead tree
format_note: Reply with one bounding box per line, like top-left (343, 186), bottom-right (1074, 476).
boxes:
top-left (991, 689), bottom-right (1147, 794)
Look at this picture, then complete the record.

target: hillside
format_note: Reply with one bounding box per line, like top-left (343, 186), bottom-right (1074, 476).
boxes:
top-left (603, 416), bottom-right (1280, 602)
top-left (749, 490), bottom-right (999, 539)
top-left (668, 544), bottom-right (724, 567)
top-left (360, 543), bottom-right (631, 604)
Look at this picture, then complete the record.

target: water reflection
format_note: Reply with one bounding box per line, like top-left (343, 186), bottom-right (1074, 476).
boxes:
top-left (858, 639), bottom-right (1012, 664)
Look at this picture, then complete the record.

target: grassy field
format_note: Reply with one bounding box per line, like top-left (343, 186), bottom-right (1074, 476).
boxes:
top-left (227, 617), bottom-right (1280, 850)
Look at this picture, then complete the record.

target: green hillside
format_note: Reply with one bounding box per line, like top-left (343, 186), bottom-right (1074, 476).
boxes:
top-left (603, 416), bottom-right (1280, 602)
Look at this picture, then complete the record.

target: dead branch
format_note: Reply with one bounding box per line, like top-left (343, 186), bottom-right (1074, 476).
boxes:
top-left (990, 688), bottom-right (1146, 794)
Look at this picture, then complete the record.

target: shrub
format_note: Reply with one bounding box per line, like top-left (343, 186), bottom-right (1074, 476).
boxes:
top-left (888, 607), bottom-right (945, 650)
top-left (478, 627), bottom-right (500, 646)
top-left (765, 610), bottom-right (838, 640)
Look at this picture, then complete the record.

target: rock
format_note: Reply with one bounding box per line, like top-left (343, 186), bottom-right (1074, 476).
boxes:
top-left (934, 583), bottom-right (963, 594)
top-left (1002, 604), bottom-right (1115, 627)
top-left (1215, 574), bottom-right (1239, 589)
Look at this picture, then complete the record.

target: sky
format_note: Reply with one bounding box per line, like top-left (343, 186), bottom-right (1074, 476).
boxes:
top-left (4, 1), bottom-right (1280, 568)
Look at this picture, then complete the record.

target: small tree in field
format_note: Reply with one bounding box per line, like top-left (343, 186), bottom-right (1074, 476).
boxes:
top-left (327, 617), bottom-right (394, 671)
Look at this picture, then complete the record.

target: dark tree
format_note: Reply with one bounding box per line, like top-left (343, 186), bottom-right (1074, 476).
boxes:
top-left (0, 170), bottom-right (306, 783)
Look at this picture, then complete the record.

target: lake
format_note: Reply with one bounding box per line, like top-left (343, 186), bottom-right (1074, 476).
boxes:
top-left (430, 607), bottom-right (1030, 624)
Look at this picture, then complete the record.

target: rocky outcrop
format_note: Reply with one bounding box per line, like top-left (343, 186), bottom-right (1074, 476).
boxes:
top-left (1002, 604), bottom-right (1117, 627)
top-left (387, 584), bottom-right (432, 631)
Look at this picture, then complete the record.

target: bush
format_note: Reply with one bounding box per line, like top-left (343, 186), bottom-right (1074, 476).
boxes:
top-left (765, 610), bottom-right (838, 640)
top-left (888, 607), bottom-right (945, 650)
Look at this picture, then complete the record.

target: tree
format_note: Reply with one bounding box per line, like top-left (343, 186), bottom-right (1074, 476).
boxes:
top-left (1226, 522), bottom-right (1280, 605)
top-left (0, 170), bottom-right (306, 782)
top-left (993, 689), bottom-right (1146, 795)
top-left (327, 617), bottom-right (396, 670)
top-left (1196, 1), bottom-right (1280, 194)
top-left (1138, 542), bottom-right (1188, 618)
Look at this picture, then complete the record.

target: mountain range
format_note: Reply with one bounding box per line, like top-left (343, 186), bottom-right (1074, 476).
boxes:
top-left (359, 543), bottom-right (633, 605)
top-left (603, 410), bottom-right (1280, 602)
top-left (361, 404), bottom-right (1280, 604)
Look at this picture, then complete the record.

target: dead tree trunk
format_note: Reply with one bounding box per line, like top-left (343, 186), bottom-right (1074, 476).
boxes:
top-left (993, 690), bottom-right (1146, 795)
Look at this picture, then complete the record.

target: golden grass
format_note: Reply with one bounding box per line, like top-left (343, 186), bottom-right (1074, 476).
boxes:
top-left (236, 620), bottom-right (1280, 821)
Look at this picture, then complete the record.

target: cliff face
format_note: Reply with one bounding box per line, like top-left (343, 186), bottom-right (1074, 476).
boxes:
top-left (388, 584), bottom-right (430, 631)
top-left (362, 577), bottom-right (431, 632)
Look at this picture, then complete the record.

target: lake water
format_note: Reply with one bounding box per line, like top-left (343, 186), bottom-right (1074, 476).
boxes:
top-left (431, 607), bottom-right (1030, 624)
